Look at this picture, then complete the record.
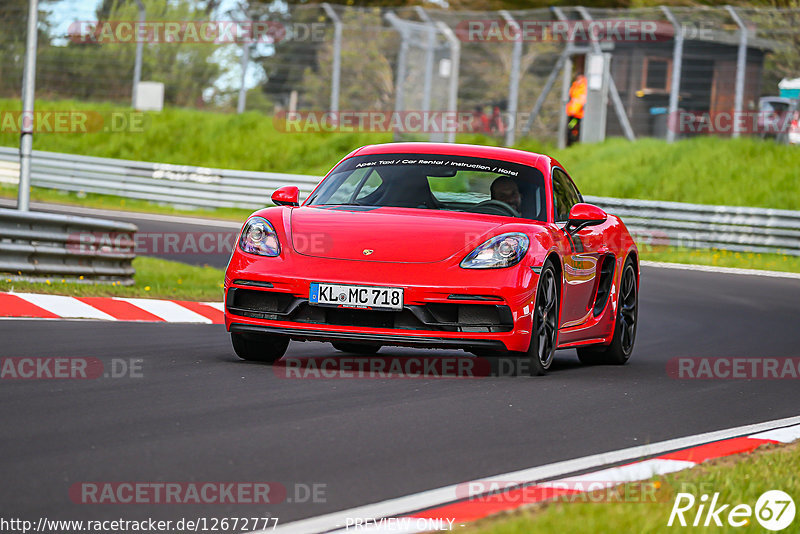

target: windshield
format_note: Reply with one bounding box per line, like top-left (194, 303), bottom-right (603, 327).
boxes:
top-left (306, 154), bottom-right (547, 221)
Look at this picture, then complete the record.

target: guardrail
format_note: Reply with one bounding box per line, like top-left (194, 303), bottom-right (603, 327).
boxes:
top-left (0, 208), bottom-right (137, 284)
top-left (1, 147), bottom-right (798, 257)
top-left (0, 147), bottom-right (321, 209)
top-left (585, 196), bottom-right (800, 256)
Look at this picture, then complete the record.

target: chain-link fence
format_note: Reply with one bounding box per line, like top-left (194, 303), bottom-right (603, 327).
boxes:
top-left (1, 2), bottom-right (799, 145)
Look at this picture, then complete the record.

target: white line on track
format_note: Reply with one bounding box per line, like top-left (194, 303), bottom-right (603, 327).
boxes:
top-left (642, 260), bottom-right (800, 280)
top-left (267, 414), bottom-right (800, 534)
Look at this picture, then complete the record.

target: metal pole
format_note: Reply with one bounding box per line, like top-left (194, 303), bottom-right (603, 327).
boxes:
top-left (415, 7), bottom-right (435, 113)
top-left (132, 0), bottom-right (145, 109)
top-left (557, 57), bottom-right (573, 149)
top-left (500, 10), bottom-right (521, 146)
top-left (18, 0), bottom-right (39, 212)
top-left (321, 3), bottom-right (342, 113)
top-left (385, 13), bottom-right (409, 141)
top-left (575, 6), bottom-right (636, 142)
top-left (521, 52), bottom-right (568, 136)
top-left (436, 21), bottom-right (460, 144)
top-left (237, 42), bottom-right (250, 114)
top-left (661, 7), bottom-right (684, 143)
top-left (726, 6), bottom-right (747, 139)
top-left (522, 7), bottom-right (572, 138)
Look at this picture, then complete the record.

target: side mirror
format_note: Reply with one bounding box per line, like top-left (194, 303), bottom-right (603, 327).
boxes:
top-left (271, 186), bottom-right (300, 207)
top-left (566, 203), bottom-right (607, 234)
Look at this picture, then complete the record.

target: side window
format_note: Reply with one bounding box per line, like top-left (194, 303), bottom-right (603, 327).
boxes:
top-left (355, 170), bottom-right (382, 201)
top-left (324, 168), bottom-right (377, 204)
top-left (552, 168), bottom-right (581, 222)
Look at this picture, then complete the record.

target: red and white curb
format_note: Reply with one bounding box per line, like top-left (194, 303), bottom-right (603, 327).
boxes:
top-left (269, 415), bottom-right (800, 534)
top-left (0, 292), bottom-right (223, 324)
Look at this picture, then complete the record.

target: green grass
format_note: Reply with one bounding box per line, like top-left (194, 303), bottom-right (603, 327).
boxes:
top-left (0, 256), bottom-right (224, 301)
top-left (639, 246), bottom-right (800, 274)
top-left (0, 98), bottom-right (392, 176)
top-left (468, 441), bottom-right (800, 534)
top-left (548, 136), bottom-right (800, 211)
top-left (2, 99), bottom-right (798, 210)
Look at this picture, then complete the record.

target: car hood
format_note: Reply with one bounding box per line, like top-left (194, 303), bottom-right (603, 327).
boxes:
top-left (290, 206), bottom-right (506, 263)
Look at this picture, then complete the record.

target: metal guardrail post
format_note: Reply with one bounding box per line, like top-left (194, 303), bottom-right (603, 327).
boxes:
top-left (500, 10), bottom-right (522, 147)
top-left (726, 5), bottom-right (748, 139)
top-left (321, 3), bottom-right (342, 113)
top-left (661, 7), bottom-right (684, 144)
top-left (18, 0), bottom-right (39, 213)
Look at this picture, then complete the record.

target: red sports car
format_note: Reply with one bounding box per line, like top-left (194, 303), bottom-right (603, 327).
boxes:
top-left (224, 143), bottom-right (639, 375)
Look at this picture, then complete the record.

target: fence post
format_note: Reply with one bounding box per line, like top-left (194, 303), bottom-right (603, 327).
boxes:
top-left (415, 7), bottom-right (436, 113)
top-left (18, 0), bottom-right (39, 212)
top-left (132, 0), bottom-right (145, 109)
top-left (436, 21), bottom-right (460, 144)
top-left (726, 5), bottom-right (748, 139)
top-left (558, 57), bottom-right (573, 150)
top-left (661, 7), bottom-right (684, 144)
top-left (321, 3), bottom-right (342, 113)
top-left (500, 10), bottom-right (521, 147)
top-left (385, 13), bottom-right (409, 141)
top-left (237, 41), bottom-right (250, 114)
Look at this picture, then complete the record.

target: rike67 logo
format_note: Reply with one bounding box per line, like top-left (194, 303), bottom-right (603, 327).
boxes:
top-left (668, 490), bottom-right (795, 531)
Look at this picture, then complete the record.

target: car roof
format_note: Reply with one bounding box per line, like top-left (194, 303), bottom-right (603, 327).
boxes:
top-left (347, 142), bottom-right (554, 171)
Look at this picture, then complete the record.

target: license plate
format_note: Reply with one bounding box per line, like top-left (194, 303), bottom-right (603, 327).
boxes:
top-left (309, 282), bottom-right (403, 311)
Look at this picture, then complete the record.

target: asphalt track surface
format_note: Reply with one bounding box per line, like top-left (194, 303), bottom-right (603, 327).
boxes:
top-left (3, 263), bottom-right (800, 527)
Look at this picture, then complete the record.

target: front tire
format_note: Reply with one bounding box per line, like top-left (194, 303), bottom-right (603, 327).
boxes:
top-left (331, 342), bottom-right (382, 355)
top-left (231, 332), bottom-right (289, 363)
top-left (577, 258), bottom-right (638, 365)
top-left (516, 261), bottom-right (560, 376)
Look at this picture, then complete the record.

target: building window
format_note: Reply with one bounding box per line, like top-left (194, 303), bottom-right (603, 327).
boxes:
top-left (642, 57), bottom-right (672, 93)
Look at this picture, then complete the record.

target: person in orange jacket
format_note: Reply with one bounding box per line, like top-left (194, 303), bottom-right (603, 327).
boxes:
top-left (566, 74), bottom-right (587, 146)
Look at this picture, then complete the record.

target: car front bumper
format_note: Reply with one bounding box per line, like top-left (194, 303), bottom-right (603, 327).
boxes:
top-left (224, 252), bottom-right (540, 353)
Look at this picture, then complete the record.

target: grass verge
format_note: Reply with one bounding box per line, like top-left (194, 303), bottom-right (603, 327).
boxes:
top-left (2, 100), bottom-right (798, 210)
top-left (638, 246), bottom-right (800, 274)
top-left (0, 256), bottom-right (224, 301)
top-left (467, 441), bottom-right (799, 534)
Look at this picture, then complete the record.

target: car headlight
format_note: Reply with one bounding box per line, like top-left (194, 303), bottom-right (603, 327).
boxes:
top-left (460, 233), bottom-right (529, 269)
top-left (239, 217), bottom-right (280, 257)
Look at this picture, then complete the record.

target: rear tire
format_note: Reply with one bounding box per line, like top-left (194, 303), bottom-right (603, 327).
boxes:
top-left (577, 258), bottom-right (638, 365)
top-left (231, 332), bottom-right (289, 363)
top-left (515, 261), bottom-right (560, 376)
top-left (331, 342), bottom-right (382, 355)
